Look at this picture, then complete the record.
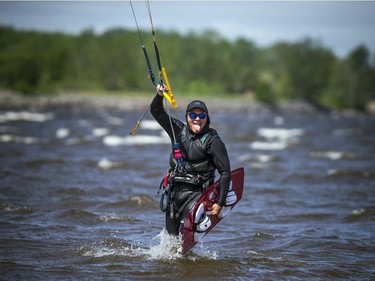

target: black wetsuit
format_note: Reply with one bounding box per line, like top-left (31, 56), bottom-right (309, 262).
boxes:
top-left (150, 94), bottom-right (231, 235)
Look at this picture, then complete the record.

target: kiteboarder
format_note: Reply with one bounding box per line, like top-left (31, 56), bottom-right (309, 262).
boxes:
top-left (151, 84), bottom-right (231, 236)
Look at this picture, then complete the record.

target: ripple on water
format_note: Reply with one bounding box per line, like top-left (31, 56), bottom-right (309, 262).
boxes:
top-left (77, 229), bottom-right (219, 263)
top-left (0, 202), bottom-right (33, 214)
top-left (342, 208), bottom-right (375, 223)
top-left (100, 195), bottom-right (159, 210)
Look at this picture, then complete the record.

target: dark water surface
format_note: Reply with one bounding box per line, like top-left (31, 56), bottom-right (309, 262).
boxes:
top-left (1, 103), bottom-right (374, 280)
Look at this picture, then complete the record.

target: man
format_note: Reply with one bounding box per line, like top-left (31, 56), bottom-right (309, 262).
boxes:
top-left (151, 85), bottom-right (231, 236)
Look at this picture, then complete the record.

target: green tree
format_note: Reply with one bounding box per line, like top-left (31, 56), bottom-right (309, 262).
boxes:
top-left (269, 38), bottom-right (336, 105)
top-left (323, 45), bottom-right (375, 110)
top-left (1, 25), bottom-right (374, 111)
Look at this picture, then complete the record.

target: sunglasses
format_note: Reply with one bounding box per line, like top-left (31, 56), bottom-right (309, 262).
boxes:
top-left (188, 112), bottom-right (207, 119)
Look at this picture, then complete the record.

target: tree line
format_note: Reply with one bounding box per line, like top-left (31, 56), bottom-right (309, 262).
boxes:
top-left (0, 25), bottom-right (374, 110)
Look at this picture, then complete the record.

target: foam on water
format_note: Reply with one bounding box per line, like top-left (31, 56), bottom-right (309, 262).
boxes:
top-left (257, 128), bottom-right (304, 140)
top-left (238, 153), bottom-right (277, 163)
top-left (97, 158), bottom-right (118, 170)
top-left (56, 128), bottom-right (70, 138)
top-left (140, 119), bottom-right (163, 130)
top-left (342, 208), bottom-right (375, 222)
top-left (0, 134), bottom-right (41, 144)
top-left (92, 128), bottom-right (109, 137)
top-left (78, 230), bottom-right (183, 260)
top-left (250, 127), bottom-right (304, 151)
top-left (103, 134), bottom-right (169, 146)
top-left (80, 240), bottom-right (135, 258)
top-left (250, 141), bottom-right (288, 151)
top-left (0, 111), bottom-right (54, 122)
top-left (310, 151), bottom-right (361, 160)
top-left (79, 229), bottom-right (218, 261)
top-left (1, 202), bottom-right (33, 213)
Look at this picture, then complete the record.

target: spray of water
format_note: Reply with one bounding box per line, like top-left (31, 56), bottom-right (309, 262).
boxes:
top-left (80, 229), bottom-right (218, 260)
top-left (144, 229), bottom-right (219, 260)
top-left (145, 228), bottom-right (184, 260)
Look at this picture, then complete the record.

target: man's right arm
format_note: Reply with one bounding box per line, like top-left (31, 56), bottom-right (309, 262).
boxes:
top-left (150, 93), bottom-right (182, 141)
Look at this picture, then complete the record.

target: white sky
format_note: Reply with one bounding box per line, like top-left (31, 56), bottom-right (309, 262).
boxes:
top-left (1, 1), bottom-right (375, 58)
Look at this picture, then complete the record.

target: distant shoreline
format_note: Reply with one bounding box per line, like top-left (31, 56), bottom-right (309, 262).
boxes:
top-left (0, 89), bottom-right (333, 114)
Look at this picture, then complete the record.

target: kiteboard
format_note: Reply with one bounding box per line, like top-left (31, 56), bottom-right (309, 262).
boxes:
top-left (181, 167), bottom-right (244, 254)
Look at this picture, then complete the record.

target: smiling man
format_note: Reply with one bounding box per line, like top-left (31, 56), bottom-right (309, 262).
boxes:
top-left (150, 85), bottom-right (231, 237)
top-left (186, 100), bottom-right (208, 134)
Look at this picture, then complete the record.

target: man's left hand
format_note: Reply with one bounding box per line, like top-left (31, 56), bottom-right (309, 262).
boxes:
top-left (210, 203), bottom-right (222, 216)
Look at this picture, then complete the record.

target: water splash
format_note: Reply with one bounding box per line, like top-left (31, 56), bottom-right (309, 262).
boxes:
top-left (146, 229), bottom-right (184, 260)
top-left (79, 229), bottom-right (218, 261)
top-left (143, 229), bottom-right (219, 260)
top-left (78, 229), bottom-right (182, 260)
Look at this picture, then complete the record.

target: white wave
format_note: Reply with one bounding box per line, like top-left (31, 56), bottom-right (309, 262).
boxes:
top-left (92, 128), bottom-right (109, 137)
top-left (103, 134), bottom-right (169, 146)
top-left (310, 151), bottom-right (361, 160)
top-left (0, 111), bottom-right (54, 122)
top-left (97, 158), bottom-right (123, 170)
top-left (250, 141), bottom-right (288, 151)
top-left (257, 128), bottom-right (304, 140)
top-left (1, 203), bottom-right (32, 212)
top-left (250, 127), bottom-right (304, 151)
top-left (238, 153), bottom-right (276, 163)
top-left (311, 151), bottom-right (342, 160)
top-left (56, 128), bottom-right (70, 138)
top-left (0, 134), bottom-right (40, 144)
top-left (327, 169), bottom-right (338, 176)
top-left (352, 208), bottom-right (366, 215)
top-left (97, 158), bottom-right (115, 170)
top-left (140, 120), bottom-right (162, 130)
top-left (102, 136), bottom-right (124, 146)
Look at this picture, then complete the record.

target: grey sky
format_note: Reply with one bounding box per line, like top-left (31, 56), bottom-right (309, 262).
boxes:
top-left (1, 1), bottom-right (374, 58)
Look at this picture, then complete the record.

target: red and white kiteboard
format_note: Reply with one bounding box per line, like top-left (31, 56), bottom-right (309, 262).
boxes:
top-left (181, 167), bottom-right (244, 254)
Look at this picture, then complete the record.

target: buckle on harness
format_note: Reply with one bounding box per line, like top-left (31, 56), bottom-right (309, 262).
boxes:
top-left (159, 172), bottom-right (172, 212)
top-left (163, 174), bottom-right (169, 188)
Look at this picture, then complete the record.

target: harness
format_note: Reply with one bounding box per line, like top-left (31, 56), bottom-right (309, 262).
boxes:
top-left (158, 168), bottom-right (210, 218)
top-left (158, 129), bottom-right (217, 218)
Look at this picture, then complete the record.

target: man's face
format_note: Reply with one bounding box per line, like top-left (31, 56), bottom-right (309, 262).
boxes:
top-left (187, 108), bottom-right (207, 134)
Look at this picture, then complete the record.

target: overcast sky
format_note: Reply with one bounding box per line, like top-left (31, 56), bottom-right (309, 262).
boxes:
top-left (1, 1), bottom-right (375, 58)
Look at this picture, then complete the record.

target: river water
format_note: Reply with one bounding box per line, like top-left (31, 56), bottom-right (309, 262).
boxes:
top-left (0, 100), bottom-right (374, 280)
